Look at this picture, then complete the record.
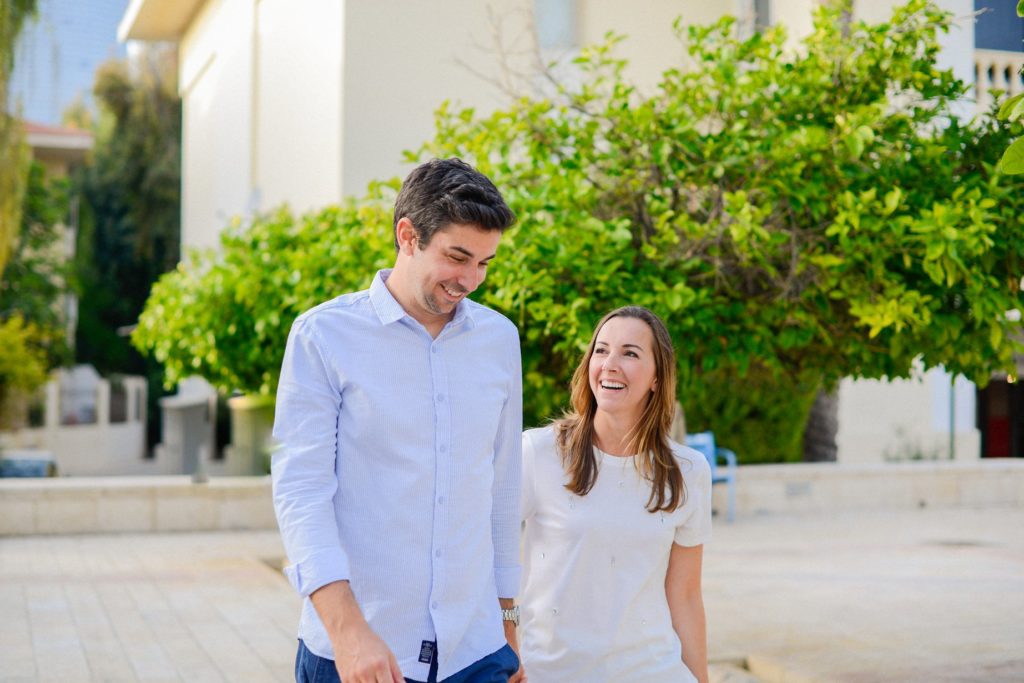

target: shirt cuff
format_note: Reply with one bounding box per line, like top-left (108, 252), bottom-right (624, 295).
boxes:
top-left (494, 565), bottom-right (521, 598)
top-left (284, 548), bottom-right (351, 598)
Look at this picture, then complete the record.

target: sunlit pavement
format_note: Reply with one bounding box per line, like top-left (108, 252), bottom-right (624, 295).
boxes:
top-left (1, 507), bottom-right (1022, 682)
top-left (704, 507), bottom-right (1024, 682)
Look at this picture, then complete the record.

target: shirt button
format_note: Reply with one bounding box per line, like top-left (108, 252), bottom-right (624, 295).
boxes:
top-left (432, 346), bottom-right (438, 354)
top-left (436, 393), bottom-right (445, 402)
top-left (437, 496), bottom-right (445, 504)
top-left (439, 444), bottom-right (447, 453)
top-left (435, 549), bottom-right (442, 558)
top-left (431, 601), bottom-right (439, 609)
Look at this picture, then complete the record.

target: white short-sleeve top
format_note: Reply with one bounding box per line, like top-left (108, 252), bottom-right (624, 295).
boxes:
top-left (519, 425), bottom-right (712, 683)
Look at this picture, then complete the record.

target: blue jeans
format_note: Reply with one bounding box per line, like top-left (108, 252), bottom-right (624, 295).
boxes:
top-left (294, 640), bottom-right (519, 683)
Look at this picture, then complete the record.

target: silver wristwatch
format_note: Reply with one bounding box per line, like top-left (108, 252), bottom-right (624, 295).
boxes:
top-left (501, 605), bottom-right (520, 626)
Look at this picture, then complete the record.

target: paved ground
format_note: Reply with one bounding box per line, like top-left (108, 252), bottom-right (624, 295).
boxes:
top-left (1, 507), bottom-right (1022, 682)
top-left (705, 507), bottom-right (1024, 683)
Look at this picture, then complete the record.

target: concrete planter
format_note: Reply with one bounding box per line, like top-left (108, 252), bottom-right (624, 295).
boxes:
top-left (223, 395), bottom-right (276, 475)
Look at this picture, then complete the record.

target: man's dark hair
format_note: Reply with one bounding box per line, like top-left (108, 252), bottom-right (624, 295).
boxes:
top-left (392, 158), bottom-right (516, 251)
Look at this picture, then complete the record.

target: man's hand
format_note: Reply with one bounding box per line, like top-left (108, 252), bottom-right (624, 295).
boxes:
top-left (333, 619), bottom-right (404, 683)
top-left (500, 598), bottom-right (527, 683)
top-left (311, 581), bottom-right (404, 683)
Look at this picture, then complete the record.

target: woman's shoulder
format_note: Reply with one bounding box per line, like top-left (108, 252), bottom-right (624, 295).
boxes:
top-left (668, 438), bottom-right (712, 482)
top-left (523, 425), bottom-right (560, 457)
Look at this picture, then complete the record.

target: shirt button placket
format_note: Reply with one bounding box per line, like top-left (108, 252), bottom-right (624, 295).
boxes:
top-left (429, 338), bottom-right (450, 630)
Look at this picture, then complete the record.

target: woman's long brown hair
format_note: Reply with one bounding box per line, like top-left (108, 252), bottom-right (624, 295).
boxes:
top-left (554, 306), bottom-right (685, 513)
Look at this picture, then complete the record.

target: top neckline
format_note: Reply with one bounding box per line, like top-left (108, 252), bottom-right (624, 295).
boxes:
top-left (593, 445), bottom-right (636, 460)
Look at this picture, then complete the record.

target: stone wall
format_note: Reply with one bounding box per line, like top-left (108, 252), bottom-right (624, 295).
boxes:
top-left (2, 460), bottom-right (1022, 535)
top-left (0, 476), bottom-right (275, 535)
top-left (712, 459), bottom-right (1024, 519)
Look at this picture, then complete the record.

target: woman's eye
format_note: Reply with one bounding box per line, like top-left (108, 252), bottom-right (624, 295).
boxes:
top-left (594, 348), bottom-right (607, 355)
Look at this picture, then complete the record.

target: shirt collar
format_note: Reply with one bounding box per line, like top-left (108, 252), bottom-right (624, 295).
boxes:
top-left (369, 269), bottom-right (476, 330)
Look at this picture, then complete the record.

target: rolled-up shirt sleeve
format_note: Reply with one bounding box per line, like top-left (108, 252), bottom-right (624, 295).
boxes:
top-left (271, 319), bottom-right (350, 597)
top-left (491, 327), bottom-right (523, 598)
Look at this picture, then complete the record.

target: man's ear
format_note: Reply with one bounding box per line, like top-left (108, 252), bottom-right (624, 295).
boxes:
top-left (395, 217), bottom-right (418, 255)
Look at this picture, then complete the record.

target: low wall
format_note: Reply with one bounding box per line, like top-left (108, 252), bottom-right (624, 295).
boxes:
top-left (0, 476), bottom-right (275, 536)
top-left (2, 460), bottom-right (1022, 535)
top-left (713, 459), bottom-right (1024, 518)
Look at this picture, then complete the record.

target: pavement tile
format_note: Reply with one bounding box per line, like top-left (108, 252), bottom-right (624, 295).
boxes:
top-left (1, 508), bottom-right (1022, 682)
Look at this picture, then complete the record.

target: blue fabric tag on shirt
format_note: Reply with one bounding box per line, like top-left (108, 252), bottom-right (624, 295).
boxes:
top-left (419, 640), bottom-right (435, 664)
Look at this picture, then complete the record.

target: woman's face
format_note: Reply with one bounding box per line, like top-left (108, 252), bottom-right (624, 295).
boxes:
top-left (588, 316), bottom-right (658, 424)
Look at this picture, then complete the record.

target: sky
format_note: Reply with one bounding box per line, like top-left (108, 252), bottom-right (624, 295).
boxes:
top-left (9, 0), bottom-right (130, 126)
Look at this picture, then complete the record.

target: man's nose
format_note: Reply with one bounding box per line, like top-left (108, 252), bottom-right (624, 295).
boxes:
top-left (459, 264), bottom-right (483, 292)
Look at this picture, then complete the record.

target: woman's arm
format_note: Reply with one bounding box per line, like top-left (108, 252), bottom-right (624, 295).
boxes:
top-left (665, 542), bottom-right (708, 683)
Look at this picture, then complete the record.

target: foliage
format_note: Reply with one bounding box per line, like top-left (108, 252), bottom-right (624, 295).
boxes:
top-left (133, 198), bottom-right (396, 394)
top-left (72, 45), bottom-right (181, 444)
top-left (0, 0), bottom-right (38, 278)
top-left (0, 315), bottom-right (48, 413)
top-left (996, 0), bottom-right (1024, 173)
top-left (134, 1), bottom-right (1024, 463)
top-left (408, 0), bottom-right (1024, 461)
top-left (0, 159), bottom-right (71, 367)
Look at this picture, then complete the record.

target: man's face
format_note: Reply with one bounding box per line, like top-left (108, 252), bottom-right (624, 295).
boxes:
top-left (403, 222), bottom-right (502, 323)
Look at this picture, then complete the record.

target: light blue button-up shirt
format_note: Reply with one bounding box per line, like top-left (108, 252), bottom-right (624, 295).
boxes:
top-left (271, 269), bottom-right (523, 681)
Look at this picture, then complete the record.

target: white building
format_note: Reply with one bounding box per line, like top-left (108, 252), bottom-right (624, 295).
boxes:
top-left (118, 0), bottom-right (1018, 463)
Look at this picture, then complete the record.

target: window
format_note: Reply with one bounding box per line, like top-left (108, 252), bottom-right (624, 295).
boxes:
top-left (535, 0), bottom-right (576, 51)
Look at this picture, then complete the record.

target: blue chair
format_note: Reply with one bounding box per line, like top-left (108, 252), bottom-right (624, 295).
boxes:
top-left (684, 431), bottom-right (737, 523)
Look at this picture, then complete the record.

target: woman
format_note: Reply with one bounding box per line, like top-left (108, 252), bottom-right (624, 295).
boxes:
top-left (519, 306), bottom-right (712, 683)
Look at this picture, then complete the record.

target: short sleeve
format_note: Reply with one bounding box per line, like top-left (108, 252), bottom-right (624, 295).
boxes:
top-left (521, 430), bottom-right (538, 522)
top-left (673, 453), bottom-right (713, 547)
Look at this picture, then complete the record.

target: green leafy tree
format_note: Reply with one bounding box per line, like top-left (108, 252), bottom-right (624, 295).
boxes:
top-left (133, 197), bottom-right (395, 394)
top-left (0, 0), bottom-right (37, 278)
top-left (414, 1), bottom-right (1024, 461)
top-left (996, 0), bottom-right (1024, 173)
top-left (0, 315), bottom-right (48, 428)
top-left (0, 159), bottom-right (71, 368)
top-left (74, 44), bottom-right (181, 445)
top-left (134, 1), bottom-right (1024, 463)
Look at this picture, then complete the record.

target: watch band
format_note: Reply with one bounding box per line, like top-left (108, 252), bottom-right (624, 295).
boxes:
top-left (501, 605), bottom-right (520, 626)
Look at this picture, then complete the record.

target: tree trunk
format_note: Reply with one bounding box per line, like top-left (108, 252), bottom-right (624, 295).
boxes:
top-left (802, 388), bottom-right (838, 462)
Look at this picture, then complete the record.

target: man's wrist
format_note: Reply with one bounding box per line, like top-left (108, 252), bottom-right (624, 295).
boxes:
top-left (500, 605), bottom-right (520, 626)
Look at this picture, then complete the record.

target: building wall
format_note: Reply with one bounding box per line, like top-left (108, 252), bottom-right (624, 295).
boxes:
top-left (179, 0), bottom-right (256, 250)
top-left (837, 366), bottom-right (981, 463)
top-left (338, 0), bottom-right (531, 199)
top-left (254, 0), bottom-right (344, 211)
top-left (577, 0), bottom-right (741, 93)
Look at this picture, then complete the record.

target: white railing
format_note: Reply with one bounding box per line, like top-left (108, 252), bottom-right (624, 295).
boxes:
top-left (1, 368), bottom-right (150, 475)
top-left (975, 48), bottom-right (1024, 113)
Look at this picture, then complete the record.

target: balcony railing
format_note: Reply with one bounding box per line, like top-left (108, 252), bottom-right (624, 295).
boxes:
top-left (975, 48), bottom-right (1024, 113)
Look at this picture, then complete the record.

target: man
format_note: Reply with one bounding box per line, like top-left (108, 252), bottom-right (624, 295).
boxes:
top-left (272, 158), bottom-right (524, 683)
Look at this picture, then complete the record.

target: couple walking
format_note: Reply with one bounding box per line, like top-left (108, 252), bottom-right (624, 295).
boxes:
top-left (271, 158), bottom-right (712, 683)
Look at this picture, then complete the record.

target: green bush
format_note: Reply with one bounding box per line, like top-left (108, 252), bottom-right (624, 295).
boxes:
top-left (133, 193), bottom-right (396, 395)
top-left (0, 315), bottom-right (49, 417)
top-left (414, 0), bottom-right (1024, 461)
top-left (134, 1), bottom-right (1024, 462)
